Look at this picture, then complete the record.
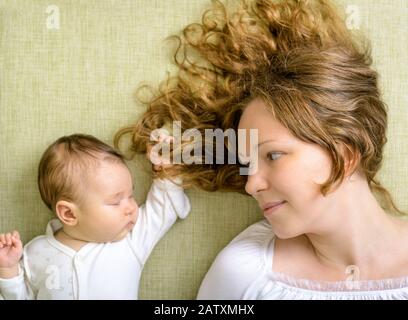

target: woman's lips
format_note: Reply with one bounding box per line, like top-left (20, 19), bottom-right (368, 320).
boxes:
top-left (262, 201), bottom-right (287, 215)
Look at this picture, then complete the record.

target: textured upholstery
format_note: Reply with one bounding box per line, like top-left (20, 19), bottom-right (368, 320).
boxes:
top-left (0, 0), bottom-right (406, 299)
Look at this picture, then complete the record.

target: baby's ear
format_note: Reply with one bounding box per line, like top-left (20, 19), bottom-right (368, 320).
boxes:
top-left (55, 200), bottom-right (78, 226)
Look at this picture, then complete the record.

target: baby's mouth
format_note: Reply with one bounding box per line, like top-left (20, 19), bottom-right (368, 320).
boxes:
top-left (126, 221), bottom-right (135, 229)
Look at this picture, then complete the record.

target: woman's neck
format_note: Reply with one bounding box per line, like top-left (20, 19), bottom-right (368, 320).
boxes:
top-left (304, 178), bottom-right (408, 280)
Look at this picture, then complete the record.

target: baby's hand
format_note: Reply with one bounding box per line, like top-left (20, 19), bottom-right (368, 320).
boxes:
top-left (0, 231), bottom-right (23, 278)
top-left (147, 133), bottom-right (175, 171)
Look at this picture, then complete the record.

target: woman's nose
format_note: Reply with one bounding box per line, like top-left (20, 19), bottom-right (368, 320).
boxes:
top-left (245, 170), bottom-right (268, 196)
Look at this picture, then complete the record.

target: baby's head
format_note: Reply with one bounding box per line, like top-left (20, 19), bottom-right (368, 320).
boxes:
top-left (38, 134), bottom-right (138, 242)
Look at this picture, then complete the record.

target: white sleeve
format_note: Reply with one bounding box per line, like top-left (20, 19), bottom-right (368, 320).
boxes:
top-left (196, 245), bottom-right (259, 300)
top-left (197, 220), bottom-right (273, 300)
top-left (0, 263), bottom-right (34, 300)
top-left (129, 178), bottom-right (191, 265)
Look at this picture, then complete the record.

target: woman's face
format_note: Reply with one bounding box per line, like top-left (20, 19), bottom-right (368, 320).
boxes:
top-left (238, 98), bottom-right (336, 239)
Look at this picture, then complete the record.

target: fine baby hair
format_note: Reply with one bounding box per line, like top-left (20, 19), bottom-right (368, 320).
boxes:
top-left (38, 133), bottom-right (126, 213)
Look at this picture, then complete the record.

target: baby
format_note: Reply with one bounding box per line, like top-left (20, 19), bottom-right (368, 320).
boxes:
top-left (0, 133), bottom-right (190, 299)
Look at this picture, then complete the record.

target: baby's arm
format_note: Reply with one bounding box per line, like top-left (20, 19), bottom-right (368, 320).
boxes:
top-left (129, 177), bottom-right (191, 264)
top-left (129, 133), bottom-right (191, 264)
top-left (0, 231), bottom-right (32, 299)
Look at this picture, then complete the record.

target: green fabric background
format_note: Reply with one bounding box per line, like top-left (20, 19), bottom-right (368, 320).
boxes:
top-left (0, 0), bottom-right (407, 299)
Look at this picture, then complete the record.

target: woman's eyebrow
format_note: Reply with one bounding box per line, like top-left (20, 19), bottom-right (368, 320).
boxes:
top-left (238, 139), bottom-right (277, 160)
top-left (257, 139), bottom-right (276, 147)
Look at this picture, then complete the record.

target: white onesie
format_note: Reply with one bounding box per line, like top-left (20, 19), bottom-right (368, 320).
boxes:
top-left (0, 178), bottom-right (190, 300)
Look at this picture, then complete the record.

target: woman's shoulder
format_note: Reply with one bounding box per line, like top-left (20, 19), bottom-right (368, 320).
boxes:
top-left (197, 219), bottom-right (275, 299)
top-left (221, 219), bottom-right (274, 263)
top-left (230, 219), bottom-right (275, 246)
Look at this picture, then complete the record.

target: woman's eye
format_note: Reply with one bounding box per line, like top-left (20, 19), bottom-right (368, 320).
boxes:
top-left (266, 152), bottom-right (282, 161)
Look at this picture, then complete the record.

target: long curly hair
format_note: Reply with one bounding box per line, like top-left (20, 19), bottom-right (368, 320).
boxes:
top-left (115, 0), bottom-right (405, 215)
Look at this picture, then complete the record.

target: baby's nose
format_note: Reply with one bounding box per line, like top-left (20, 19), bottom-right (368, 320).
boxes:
top-left (125, 208), bottom-right (134, 216)
top-left (125, 202), bottom-right (137, 216)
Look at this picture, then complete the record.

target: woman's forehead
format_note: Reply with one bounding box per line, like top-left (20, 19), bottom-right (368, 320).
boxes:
top-left (239, 101), bottom-right (290, 140)
top-left (240, 99), bottom-right (272, 125)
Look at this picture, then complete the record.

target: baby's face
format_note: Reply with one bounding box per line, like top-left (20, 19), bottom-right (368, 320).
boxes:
top-left (75, 160), bottom-right (138, 243)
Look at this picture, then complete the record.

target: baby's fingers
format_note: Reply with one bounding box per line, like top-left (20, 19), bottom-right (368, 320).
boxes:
top-left (0, 233), bottom-right (6, 247)
top-left (11, 231), bottom-right (22, 249)
top-left (158, 134), bottom-right (174, 144)
top-left (11, 231), bottom-right (20, 241)
top-left (6, 233), bottom-right (12, 246)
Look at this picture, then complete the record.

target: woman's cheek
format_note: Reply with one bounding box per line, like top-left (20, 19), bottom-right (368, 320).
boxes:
top-left (301, 150), bottom-right (332, 186)
top-left (271, 160), bottom-right (301, 194)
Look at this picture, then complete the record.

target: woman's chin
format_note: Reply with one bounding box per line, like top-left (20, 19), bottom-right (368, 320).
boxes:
top-left (269, 223), bottom-right (301, 240)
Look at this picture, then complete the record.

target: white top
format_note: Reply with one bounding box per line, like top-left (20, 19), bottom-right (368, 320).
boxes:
top-left (197, 219), bottom-right (408, 300)
top-left (0, 178), bottom-right (190, 300)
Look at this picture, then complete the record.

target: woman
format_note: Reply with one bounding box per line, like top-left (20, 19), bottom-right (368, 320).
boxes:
top-left (116, 0), bottom-right (408, 299)
top-left (197, 93), bottom-right (408, 299)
